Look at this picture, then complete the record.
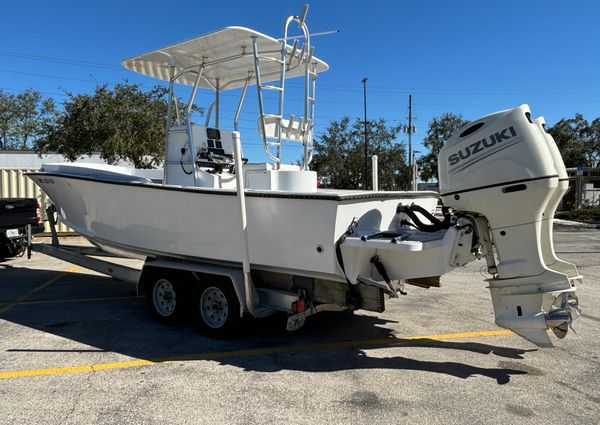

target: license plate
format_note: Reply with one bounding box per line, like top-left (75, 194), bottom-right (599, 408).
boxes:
top-left (6, 228), bottom-right (19, 238)
top-left (286, 313), bottom-right (306, 332)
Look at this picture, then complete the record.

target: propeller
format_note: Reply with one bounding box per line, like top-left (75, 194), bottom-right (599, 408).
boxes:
top-left (546, 292), bottom-right (580, 339)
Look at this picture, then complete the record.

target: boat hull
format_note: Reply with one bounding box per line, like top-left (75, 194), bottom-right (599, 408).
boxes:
top-left (30, 172), bottom-right (438, 281)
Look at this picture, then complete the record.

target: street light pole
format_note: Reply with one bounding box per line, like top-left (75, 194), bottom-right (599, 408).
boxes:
top-left (408, 94), bottom-right (412, 183)
top-left (362, 77), bottom-right (368, 190)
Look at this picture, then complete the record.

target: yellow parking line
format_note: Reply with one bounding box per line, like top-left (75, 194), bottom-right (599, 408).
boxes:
top-left (0, 360), bottom-right (154, 379)
top-left (404, 329), bottom-right (512, 340)
top-left (21, 295), bottom-right (144, 305)
top-left (0, 265), bottom-right (79, 315)
top-left (0, 329), bottom-right (513, 380)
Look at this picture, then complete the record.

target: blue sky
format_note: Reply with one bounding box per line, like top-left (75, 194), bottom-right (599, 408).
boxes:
top-left (2, 0), bottom-right (599, 164)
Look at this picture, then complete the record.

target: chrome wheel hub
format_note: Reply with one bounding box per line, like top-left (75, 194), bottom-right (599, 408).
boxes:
top-left (200, 287), bottom-right (229, 328)
top-left (153, 279), bottom-right (177, 317)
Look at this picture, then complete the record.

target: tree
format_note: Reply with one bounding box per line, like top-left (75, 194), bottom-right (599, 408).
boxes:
top-left (312, 117), bottom-right (409, 190)
top-left (36, 82), bottom-right (198, 168)
top-left (549, 113), bottom-right (600, 168)
top-left (590, 117), bottom-right (600, 168)
top-left (0, 89), bottom-right (56, 150)
top-left (419, 113), bottom-right (469, 182)
top-left (0, 90), bottom-right (15, 149)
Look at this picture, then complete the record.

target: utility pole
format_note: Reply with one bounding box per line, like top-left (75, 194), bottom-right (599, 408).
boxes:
top-left (408, 94), bottom-right (412, 169)
top-left (362, 77), bottom-right (368, 190)
top-left (403, 95), bottom-right (416, 190)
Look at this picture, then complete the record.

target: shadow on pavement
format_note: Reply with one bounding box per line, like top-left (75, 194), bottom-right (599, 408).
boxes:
top-left (1, 268), bottom-right (535, 384)
top-left (210, 342), bottom-right (528, 385)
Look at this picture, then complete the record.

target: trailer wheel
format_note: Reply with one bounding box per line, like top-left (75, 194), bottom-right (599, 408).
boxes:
top-left (192, 278), bottom-right (240, 338)
top-left (146, 273), bottom-right (189, 325)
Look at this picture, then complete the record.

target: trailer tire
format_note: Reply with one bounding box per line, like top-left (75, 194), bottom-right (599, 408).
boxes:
top-left (192, 278), bottom-right (240, 339)
top-left (146, 272), bottom-right (190, 325)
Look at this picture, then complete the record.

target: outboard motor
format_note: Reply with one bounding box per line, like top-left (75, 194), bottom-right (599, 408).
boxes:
top-left (533, 116), bottom-right (580, 280)
top-left (438, 104), bottom-right (580, 346)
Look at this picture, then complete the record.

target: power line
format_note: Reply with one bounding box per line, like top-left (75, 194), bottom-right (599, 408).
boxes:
top-left (2, 49), bottom-right (599, 95)
top-left (2, 86), bottom-right (583, 128)
top-left (2, 87), bottom-right (71, 98)
top-left (0, 86), bottom-right (403, 122)
top-left (0, 50), bottom-right (123, 71)
top-left (0, 68), bottom-right (96, 83)
top-left (3, 65), bottom-right (598, 113)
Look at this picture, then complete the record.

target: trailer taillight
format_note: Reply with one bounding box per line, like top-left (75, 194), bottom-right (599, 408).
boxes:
top-left (35, 202), bottom-right (42, 223)
top-left (291, 299), bottom-right (306, 314)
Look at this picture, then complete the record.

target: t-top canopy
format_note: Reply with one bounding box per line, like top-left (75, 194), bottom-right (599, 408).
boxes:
top-left (122, 26), bottom-right (329, 91)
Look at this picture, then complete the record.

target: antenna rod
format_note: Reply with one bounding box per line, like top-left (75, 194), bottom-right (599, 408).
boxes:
top-left (279, 29), bottom-right (339, 42)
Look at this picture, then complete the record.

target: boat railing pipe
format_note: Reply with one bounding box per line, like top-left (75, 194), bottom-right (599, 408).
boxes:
top-left (185, 65), bottom-right (204, 119)
top-left (251, 36), bottom-right (280, 166)
top-left (283, 6), bottom-right (312, 170)
top-left (204, 101), bottom-right (215, 127)
top-left (215, 79), bottom-right (220, 128)
top-left (234, 76), bottom-right (251, 131)
top-left (166, 67), bottom-right (175, 129)
top-left (372, 155), bottom-right (378, 191)
top-left (232, 131), bottom-right (255, 316)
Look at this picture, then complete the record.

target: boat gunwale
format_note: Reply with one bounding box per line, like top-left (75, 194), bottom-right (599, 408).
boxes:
top-left (27, 172), bottom-right (439, 201)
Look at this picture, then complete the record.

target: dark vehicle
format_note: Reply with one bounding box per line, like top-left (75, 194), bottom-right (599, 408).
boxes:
top-left (0, 198), bottom-right (44, 259)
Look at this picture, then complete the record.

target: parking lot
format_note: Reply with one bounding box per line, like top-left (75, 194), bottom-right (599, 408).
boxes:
top-left (1, 223), bottom-right (599, 424)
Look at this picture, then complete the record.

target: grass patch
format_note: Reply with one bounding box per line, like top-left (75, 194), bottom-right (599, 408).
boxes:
top-left (556, 208), bottom-right (600, 222)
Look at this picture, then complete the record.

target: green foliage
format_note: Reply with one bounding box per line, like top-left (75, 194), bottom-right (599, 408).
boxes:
top-left (0, 89), bottom-right (56, 150)
top-left (555, 208), bottom-right (600, 222)
top-left (312, 116), bottom-right (409, 190)
top-left (3, 82), bottom-right (598, 178)
top-left (419, 113), bottom-right (469, 182)
top-left (549, 113), bottom-right (600, 168)
top-left (36, 82), bottom-right (170, 168)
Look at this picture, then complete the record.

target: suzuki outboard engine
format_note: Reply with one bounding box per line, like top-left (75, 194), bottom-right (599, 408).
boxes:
top-left (533, 116), bottom-right (580, 280)
top-left (438, 104), bottom-right (580, 346)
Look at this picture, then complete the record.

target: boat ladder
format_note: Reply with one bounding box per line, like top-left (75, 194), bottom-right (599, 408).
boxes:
top-left (251, 5), bottom-right (318, 170)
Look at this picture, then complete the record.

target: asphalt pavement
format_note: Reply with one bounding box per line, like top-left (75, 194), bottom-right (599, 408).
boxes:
top-left (0, 225), bottom-right (599, 425)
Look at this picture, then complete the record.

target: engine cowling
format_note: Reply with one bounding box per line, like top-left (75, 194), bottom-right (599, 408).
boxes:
top-left (437, 104), bottom-right (580, 346)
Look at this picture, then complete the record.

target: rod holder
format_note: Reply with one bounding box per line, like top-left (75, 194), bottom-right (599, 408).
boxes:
top-left (307, 46), bottom-right (315, 65)
top-left (298, 4), bottom-right (309, 28)
top-left (290, 39), bottom-right (298, 60)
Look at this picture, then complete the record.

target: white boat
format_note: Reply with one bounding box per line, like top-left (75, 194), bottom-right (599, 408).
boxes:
top-left (29, 6), bottom-right (580, 345)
